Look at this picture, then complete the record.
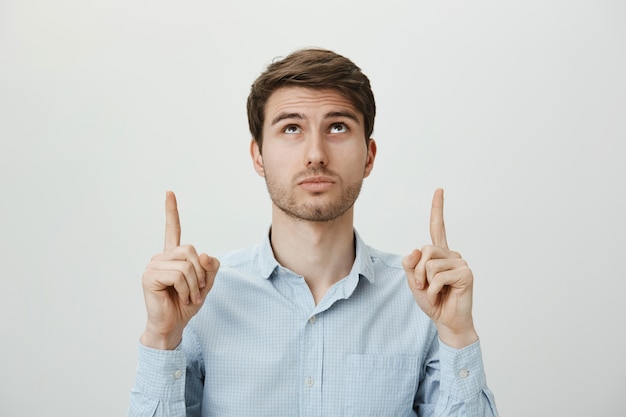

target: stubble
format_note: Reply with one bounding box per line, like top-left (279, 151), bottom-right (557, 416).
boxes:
top-left (264, 167), bottom-right (363, 222)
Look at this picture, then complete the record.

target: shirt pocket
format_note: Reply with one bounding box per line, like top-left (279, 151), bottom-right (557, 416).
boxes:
top-left (343, 354), bottom-right (420, 417)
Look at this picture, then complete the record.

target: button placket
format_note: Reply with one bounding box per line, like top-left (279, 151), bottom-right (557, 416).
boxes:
top-left (300, 311), bottom-right (322, 416)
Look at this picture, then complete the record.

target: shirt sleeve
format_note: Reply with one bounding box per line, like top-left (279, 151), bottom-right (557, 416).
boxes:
top-left (416, 339), bottom-right (499, 417)
top-left (127, 343), bottom-right (188, 417)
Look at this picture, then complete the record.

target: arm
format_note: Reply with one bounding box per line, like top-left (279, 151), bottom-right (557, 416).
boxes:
top-left (404, 189), bottom-right (499, 416)
top-left (128, 191), bottom-right (219, 416)
top-left (415, 337), bottom-right (498, 416)
top-left (128, 345), bottom-right (188, 417)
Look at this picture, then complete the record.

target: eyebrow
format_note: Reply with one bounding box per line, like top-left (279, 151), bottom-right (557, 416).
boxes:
top-left (325, 111), bottom-right (360, 124)
top-left (271, 112), bottom-right (304, 126)
top-left (270, 111), bottom-right (361, 126)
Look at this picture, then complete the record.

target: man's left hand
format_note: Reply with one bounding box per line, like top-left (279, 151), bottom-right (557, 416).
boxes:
top-left (402, 188), bottom-right (479, 349)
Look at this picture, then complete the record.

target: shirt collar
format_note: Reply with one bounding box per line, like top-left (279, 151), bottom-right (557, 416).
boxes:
top-left (256, 228), bottom-right (376, 283)
top-left (257, 228), bottom-right (279, 279)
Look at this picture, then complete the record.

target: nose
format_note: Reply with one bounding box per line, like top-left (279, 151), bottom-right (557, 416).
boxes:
top-left (305, 132), bottom-right (328, 167)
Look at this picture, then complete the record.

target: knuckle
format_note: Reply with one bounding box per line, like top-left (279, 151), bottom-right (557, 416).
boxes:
top-left (420, 245), bottom-right (435, 259)
top-left (462, 265), bottom-right (473, 278)
top-left (180, 244), bottom-right (198, 256)
top-left (425, 260), bottom-right (436, 276)
top-left (173, 271), bottom-right (186, 285)
top-left (429, 270), bottom-right (441, 285)
top-left (182, 261), bottom-right (195, 277)
top-left (141, 270), bottom-right (153, 286)
top-left (172, 275), bottom-right (190, 298)
top-left (426, 285), bottom-right (439, 303)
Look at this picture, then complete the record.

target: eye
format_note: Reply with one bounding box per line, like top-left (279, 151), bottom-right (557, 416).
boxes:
top-left (283, 124), bottom-right (301, 134)
top-left (329, 123), bottom-right (348, 133)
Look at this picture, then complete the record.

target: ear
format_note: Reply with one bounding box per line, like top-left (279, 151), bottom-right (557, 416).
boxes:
top-left (363, 138), bottom-right (377, 178)
top-left (250, 139), bottom-right (265, 177)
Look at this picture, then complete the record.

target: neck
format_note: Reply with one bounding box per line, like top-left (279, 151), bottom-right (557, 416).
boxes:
top-left (270, 206), bottom-right (356, 304)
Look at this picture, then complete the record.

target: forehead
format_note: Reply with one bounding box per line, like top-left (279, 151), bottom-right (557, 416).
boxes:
top-left (264, 87), bottom-right (362, 121)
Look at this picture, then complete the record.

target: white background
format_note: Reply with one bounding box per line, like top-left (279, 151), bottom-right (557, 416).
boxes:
top-left (1, 1), bottom-right (625, 416)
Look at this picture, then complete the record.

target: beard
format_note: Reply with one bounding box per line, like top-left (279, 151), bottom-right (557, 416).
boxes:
top-left (264, 167), bottom-right (364, 222)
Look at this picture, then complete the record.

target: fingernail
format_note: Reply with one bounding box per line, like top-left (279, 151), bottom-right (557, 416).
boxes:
top-left (199, 279), bottom-right (206, 289)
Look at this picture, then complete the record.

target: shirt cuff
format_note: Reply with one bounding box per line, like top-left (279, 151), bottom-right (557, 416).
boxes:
top-left (133, 342), bottom-right (187, 402)
top-left (438, 339), bottom-right (487, 401)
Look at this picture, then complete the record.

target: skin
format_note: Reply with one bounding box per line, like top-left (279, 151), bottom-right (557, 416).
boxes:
top-left (140, 191), bottom-right (219, 350)
top-left (250, 87), bottom-right (376, 303)
top-left (402, 188), bottom-right (478, 348)
top-left (140, 86), bottom-right (477, 351)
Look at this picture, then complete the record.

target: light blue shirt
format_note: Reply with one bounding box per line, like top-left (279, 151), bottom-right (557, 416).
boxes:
top-left (128, 232), bottom-right (498, 417)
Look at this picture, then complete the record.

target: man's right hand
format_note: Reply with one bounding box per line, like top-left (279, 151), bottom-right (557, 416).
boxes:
top-left (140, 191), bottom-right (219, 350)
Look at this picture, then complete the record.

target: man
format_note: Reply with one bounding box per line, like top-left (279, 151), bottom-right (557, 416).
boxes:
top-left (128, 48), bottom-right (499, 416)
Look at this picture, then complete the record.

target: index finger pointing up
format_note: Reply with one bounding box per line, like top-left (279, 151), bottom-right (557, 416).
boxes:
top-left (164, 191), bottom-right (181, 250)
top-left (430, 188), bottom-right (448, 249)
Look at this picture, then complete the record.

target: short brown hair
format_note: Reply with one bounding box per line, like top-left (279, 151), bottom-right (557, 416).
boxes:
top-left (247, 48), bottom-right (376, 147)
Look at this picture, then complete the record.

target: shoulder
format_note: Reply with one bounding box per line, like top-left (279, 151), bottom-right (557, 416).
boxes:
top-left (365, 244), bottom-right (405, 271)
top-left (211, 240), bottom-right (276, 284)
top-left (354, 231), bottom-right (405, 275)
top-left (358, 239), bottom-right (406, 284)
top-left (216, 243), bottom-right (261, 267)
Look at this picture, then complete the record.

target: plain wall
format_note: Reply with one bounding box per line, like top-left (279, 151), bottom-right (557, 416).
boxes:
top-left (1, 1), bottom-right (625, 416)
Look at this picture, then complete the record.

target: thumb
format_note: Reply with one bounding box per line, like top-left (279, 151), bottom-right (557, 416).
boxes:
top-left (402, 249), bottom-right (425, 291)
top-left (199, 253), bottom-right (220, 273)
top-left (198, 253), bottom-right (219, 293)
top-left (402, 249), bottom-right (421, 272)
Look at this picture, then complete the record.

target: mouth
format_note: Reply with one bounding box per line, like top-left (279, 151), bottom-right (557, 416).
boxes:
top-left (297, 175), bottom-right (336, 192)
top-left (297, 175), bottom-right (336, 185)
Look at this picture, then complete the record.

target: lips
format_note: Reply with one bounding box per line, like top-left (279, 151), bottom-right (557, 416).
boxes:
top-left (296, 174), bottom-right (336, 192)
top-left (297, 175), bottom-right (336, 185)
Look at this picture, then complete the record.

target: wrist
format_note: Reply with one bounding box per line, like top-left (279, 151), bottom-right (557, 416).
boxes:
top-left (437, 324), bottom-right (479, 349)
top-left (140, 326), bottom-right (183, 350)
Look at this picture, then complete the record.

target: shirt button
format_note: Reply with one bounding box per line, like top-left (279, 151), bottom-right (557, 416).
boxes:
top-left (309, 315), bottom-right (316, 324)
top-left (173, 370), bottom-right (183, 379)
top-left (305, 376), bottom-right (315, 387)
top-left (459, 369), bottom-right (470, 378)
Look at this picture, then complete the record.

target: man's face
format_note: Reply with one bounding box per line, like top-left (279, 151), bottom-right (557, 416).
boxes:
top-left (251, 86), bottom-right (376, 222)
